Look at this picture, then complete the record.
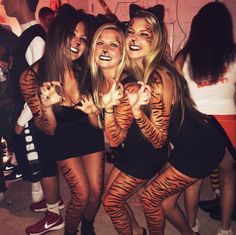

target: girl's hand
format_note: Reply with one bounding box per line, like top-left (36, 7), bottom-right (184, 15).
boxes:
top-left (101, 81), bottom-right (124, 109)
top-left (40, 81), bottom-right (65, 107)
top-left (74, 96), bottom-right (99, 115)
top-left (127, 81), bottom-right (151, 112)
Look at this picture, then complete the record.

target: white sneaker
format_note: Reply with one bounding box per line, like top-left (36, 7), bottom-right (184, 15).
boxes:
top-left (217, 228), bottom-right (233, 235)
top-left (192, 219), bottom-right (200, 233)
top-left (31, 181), bottom-right (43, 203)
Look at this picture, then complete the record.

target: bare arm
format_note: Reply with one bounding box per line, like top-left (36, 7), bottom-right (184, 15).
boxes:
top-left (173, 50), bottom-right (185, 75)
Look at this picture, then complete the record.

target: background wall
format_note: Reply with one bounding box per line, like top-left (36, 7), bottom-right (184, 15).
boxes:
top-left (0, 0), bottom-right (235, 57)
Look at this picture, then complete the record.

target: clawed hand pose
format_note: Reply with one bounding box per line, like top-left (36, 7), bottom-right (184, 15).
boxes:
top-left (40, 81), bottom-right (98, 115)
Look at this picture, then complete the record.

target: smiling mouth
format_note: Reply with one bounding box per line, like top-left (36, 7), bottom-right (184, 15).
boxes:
top-left (129, 44), bottom-right (141, 51)
top-left (99, 55), bottom-right (112, 61)
top-left (70, 46), bottom-right (79, 54)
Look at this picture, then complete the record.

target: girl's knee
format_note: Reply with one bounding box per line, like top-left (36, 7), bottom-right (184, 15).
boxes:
top-left (103, 193), bottom-right (119, 212)
top-left (71, 189), bottom-right (89, 207)
top-left (89, 188), bottom-right (103, 205)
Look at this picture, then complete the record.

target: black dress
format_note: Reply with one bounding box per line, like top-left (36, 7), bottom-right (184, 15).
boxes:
top-left (168, 103), bottom-right (225, 178)
top-left (47, 106), bottom-right (105, 161)
top-left (114, 121), bottom-right (168, 179)
top-left (114, 76), bottom-right (168, 180)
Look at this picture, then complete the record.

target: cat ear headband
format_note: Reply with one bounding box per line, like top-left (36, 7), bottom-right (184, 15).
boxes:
top-left (129, 4), bottom-right (165, 29)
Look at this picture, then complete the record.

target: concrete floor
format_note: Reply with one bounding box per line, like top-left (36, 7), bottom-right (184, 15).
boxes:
top-left (0, 162), bottom-right (236, 235)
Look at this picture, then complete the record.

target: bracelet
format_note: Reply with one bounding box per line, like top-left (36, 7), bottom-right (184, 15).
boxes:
top-left (104, 109), bottom-right (114, 114)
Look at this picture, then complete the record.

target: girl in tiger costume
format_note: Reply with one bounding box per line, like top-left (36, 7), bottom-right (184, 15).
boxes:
top-left (20, 9), bottom-right (104, 235)
top-left (131, 7), bottom-right (229, 235)
top-left (93, 5), bottom-right (174, 235)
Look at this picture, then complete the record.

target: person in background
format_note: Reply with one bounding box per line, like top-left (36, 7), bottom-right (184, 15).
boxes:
top-left (0, 25), bottom-right (18, 170)
top-left (0, 138), bottom-right (7, 201)
top-left (20, 8), bottom-right (105, 235)
top-left (174, 2), bottom-right (236, 235)
top-left (100, 5), bottom-right (172, 235)
top-left (38, 6), bottom-right (55, 33)
top-left (1, 0), bottom-right (45, 203)
top-left (0, 25), bottom-right (18, 202)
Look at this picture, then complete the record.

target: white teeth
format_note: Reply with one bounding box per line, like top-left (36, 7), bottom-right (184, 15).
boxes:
top-left (130, 45), bottom-right (140, 50)
top-left (99, 55), bottom-right (112, 61)
top-left (70, 47), bottom-right (78, 53)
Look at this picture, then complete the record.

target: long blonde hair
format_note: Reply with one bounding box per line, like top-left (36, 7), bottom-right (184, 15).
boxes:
top-left (125, 10), bottom-right (204, 126)
top-left (125, 10), bottom-right (167, 85)
top-left (89, 23), bottom-right (126, 108)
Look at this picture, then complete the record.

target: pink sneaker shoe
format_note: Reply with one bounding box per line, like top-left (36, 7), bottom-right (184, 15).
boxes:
top-left (25, 211), bottom-right (64, 235)
top-left (30, 196), bottom-right (65, 212)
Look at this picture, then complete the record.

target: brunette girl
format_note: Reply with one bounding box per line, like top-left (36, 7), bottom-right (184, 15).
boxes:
top-left (20, 9), bottom-right (104, 235)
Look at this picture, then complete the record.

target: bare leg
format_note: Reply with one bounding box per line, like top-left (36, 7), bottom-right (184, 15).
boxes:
top-left (218, 149), bottom-right (236, 230)
top-left (103, 171), bottom-right (146, 235)
top-left (163, 193), bottom-right (194, 234)
top-left (41, 175), bottom-right (59, 204)
top-left (184, 179), bottom-right (203, 228)
top-left (140, 165), bottom-right (198, 235)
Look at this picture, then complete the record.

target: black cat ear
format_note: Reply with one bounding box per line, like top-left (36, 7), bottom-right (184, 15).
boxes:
top-left (129, 4), bottom-right (165, 29)
top-left (129, 4), bottom-right (143, 19)
top-left (148, 4), bottom-right (165, 23)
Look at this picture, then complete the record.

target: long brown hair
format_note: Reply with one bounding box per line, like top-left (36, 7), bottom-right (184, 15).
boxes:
top-left (38, 8), bottom-right (92, 111)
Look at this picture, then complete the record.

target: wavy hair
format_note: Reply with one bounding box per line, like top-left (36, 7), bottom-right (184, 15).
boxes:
top-left (89, 23), bottom-right (126, 108)
top-left (38, 9), bottom-right (92, 101)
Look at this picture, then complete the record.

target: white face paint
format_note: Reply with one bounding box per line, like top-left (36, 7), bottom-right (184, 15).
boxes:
top-left (69, 22), bottom-right (87, 61)
top-left (95, 29), bottom-right (122, 72)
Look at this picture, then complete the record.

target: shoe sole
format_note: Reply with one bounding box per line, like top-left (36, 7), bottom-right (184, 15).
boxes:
top-left (32, 203), bottom-right (65, 212)
top-left (5, 177), bottom-right (23, 182)
top-left (26, 222), bottom-right (65, 235)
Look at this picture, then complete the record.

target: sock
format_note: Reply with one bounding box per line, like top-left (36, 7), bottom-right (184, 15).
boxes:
top-left (47, 201), bottom-right (60, 215)
top-left (31, 181), bottom-right (42, 191)
top-left (191, 219), bottom-right (200, 233)
top-left (218, 228), bottom-right (233, 235)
